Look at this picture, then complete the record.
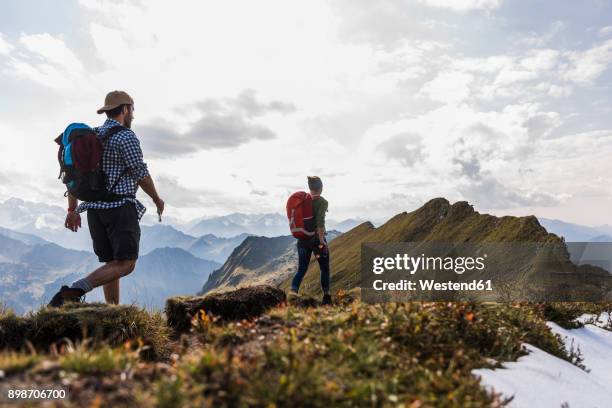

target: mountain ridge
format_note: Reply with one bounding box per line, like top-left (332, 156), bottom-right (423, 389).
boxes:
top-left (200, 231), bottom-right (342, 295)
top-left (281, 198), bottom-right (608, 296)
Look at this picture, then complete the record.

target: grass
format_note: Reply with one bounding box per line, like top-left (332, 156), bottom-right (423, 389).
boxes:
top-left (149, 300), bottom-right (585, 407)
top-left (1, 295), bottom-right (610, 407)
top-left (166, 285), bottom-right (286, 334)
top-left (0, 303), bottom-right (169, 360)
top-left (0, 351), bottom-right (41, 376)
top-left (541, 302), bottom-right (612, 329)
top-left (59, 341), bottom-right (139, 375)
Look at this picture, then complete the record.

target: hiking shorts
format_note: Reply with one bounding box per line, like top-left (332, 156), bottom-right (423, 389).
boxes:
top-left (87, 203), bottom-right (140, 263)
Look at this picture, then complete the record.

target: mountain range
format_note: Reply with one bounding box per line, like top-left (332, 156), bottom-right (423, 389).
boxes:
top-left (0, 197), bottom-right (363, 251)
top-left (139, 225), bottom-right (248, 263)
top-left (200, 231), bottom-right (342, 295)
top-left (3, 195), bottom-right (612, 312)
top-left (0, 233), bottom-right (99, 313)
top-left (0, 219), bottom-right (223, 312)
top-left (0, 228), bottom-right (222, 313)
top-left (45, 247), bottom-right (220, 310)
top-left (538, 218), bottom-right (612, 242)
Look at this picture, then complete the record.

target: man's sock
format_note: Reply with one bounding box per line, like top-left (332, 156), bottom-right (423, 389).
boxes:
top-left (70, 278), bottom-right (93, 293)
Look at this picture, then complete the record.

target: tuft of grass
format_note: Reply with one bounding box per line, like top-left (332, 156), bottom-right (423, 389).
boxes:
top-left (59, 341), bottom-right (138, 375)
top-left (166, 285), bottom-right (286, 334)
top-left (0, 351), bottom-right (41, 376)
top-left (154, 376), bottom-right (185, 408)
top-left (0, 303), bottom-right (170, 360)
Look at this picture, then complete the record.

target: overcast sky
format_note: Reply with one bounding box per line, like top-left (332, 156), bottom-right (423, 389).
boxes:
top-left (1, 0), bottom-right (612, 225)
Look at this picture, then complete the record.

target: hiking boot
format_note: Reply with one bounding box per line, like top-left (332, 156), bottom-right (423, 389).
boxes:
top-left (322, 294), bottom-right (332, 306)
top-left (47, 286), bottom-right (86, 308)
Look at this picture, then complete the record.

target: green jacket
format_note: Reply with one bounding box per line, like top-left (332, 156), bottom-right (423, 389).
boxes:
top-left (312, 196), bottom-right (328, 229)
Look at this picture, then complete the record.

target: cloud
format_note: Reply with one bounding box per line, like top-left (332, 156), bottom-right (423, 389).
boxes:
top-left (138, 91), bottom-right (294, 157)
top-left (600, 26), bottom-right (612, 37)
top-left (246, 180), bottom-right (269, 196)
top-left (561, 39), bottom-right (612, 84)
top-left (231, 89), bottom-right (296, 118)
top-left (514, 21), bottom-right (566, 48)
top-left (1, 0), bottom-right (612, 225)
top-left (1, 32), bottom-right (88, 90)
top-left (154, 175), bottom-right (236, 208)
top-left (360, 101), bottom-right (567, 211)
top-left (375, 133), bottom-right (425, 167)
top-left (418, 71), bottom-right (474, 103)
top-left (417, 0), bottom-right (502, 12)
top-left (453, 155), bottom-right (560, 208)
top-left (412, 40), bottom-right (611, 105)
top-left (0, 33), bottom-right (12, 56)
top-left (19, 33), bottom-right (83, 73)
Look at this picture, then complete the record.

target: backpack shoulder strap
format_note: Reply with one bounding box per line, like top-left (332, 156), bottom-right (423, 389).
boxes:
top-left (100, 125), bottom-right (127, 141)
top-left (99, 125), bottom-right (129, 194)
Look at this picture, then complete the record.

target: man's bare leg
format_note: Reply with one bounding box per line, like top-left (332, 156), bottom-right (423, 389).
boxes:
top-left (103, 278), bottom-right (120, 304)
top-left (49, 259), bottom-right (136, 308)
top-left (86, 260), bottom-right (136, 304)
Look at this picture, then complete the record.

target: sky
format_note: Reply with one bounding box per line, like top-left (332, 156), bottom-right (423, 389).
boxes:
top-left (1, 0), bottom-right (612, 225)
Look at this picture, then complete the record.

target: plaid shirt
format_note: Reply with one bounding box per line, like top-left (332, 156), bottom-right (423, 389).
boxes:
top-left (77, 118), bottom-right (149, 219)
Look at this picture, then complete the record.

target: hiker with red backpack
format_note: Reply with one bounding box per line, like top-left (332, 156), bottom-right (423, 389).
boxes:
top-left (286, 176), bottom-right (331, 305)
top-left (48, 91), bottom-right (164, 307)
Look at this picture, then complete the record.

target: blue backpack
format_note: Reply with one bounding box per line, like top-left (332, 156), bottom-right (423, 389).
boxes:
top-left (54, 123), bottom-right (129, 202)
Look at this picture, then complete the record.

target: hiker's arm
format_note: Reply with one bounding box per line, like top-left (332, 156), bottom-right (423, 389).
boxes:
top-left (138, 176), bottom-right (164, 215)
top-left (315, 200), bottom-right (328, 243)
top-left (64, 194), bottom-right (81, 232)
top-left (118, 134), bottom-right (149, 182)
top-left (119, 133), bottom-right (164, 215)
top-left (317, 228), bottom-right (326, 243)
top-left (67, 194), bottom-right (78, 211)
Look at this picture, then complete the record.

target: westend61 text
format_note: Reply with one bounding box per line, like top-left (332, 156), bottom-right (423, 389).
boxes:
top-left (372, 279), bottom-right (493, 291)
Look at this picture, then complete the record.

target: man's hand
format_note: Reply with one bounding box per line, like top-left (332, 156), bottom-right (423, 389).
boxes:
top-left (65, 211), bottom-right (81, 232)
top-left (154, 196), bottom-right (165, 217)
top-left (137, 176), bottom-right (164, 219)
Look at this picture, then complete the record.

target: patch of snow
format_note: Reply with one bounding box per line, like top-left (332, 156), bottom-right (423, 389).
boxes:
top-left (473, 320), bottom-right (612, 407)
top-left (576, 312), bottom-right (611, 328)
top-left (547, 321), bottom-right (612, 385)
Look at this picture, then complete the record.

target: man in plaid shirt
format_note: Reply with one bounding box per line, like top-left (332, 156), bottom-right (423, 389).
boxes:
top-left (49, 91), bottom-right (165, 307)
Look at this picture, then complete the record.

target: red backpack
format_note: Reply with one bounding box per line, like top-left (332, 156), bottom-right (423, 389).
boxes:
top-left (286, 191), bottom-right (316, 239)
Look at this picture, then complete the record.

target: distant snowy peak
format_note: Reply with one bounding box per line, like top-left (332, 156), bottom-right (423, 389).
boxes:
top-left (188, 213), bottom-right (287, 237)
top-left (0, 197), bottom-right (65, 231)
top-left (539, 218), bottom-right (612, 242)
top-left (187, 213), bottom-right (364, 237)
top-left (1, 197), bottom-right (365, 240)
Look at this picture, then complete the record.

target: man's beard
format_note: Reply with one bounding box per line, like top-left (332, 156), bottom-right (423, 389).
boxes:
top-left (124, 115), bottom-right (133, 128)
